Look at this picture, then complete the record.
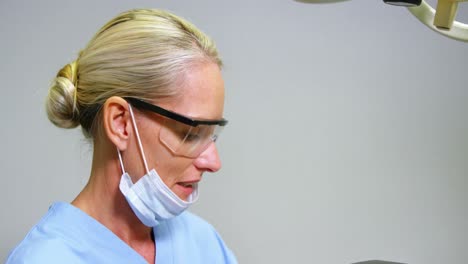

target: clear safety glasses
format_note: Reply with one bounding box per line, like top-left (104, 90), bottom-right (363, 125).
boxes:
top-left (124, 97), bottom-right (228, 158)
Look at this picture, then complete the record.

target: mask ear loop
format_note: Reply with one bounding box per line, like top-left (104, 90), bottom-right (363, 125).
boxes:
top-left (127, 104), bottom-right (150, 175)
top-left (117, 148), bottom-right (126, 174)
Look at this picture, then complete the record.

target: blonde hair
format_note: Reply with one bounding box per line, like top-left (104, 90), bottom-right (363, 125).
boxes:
top-left (46, 9), bottom-right (222, 138)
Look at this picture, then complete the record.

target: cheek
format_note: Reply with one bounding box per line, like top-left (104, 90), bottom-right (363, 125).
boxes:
top-left (149, 135), bottom-right (194, 186)
top-left (157, 157), bottom-right (193, 186)
top-left (138, 114), bottom-right (194, 186)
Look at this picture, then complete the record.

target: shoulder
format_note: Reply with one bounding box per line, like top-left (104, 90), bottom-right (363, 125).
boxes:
top-left (6, 235), bottom-right (79, 264)
top-left (7, 202), bottom-right (147, 264)
top-left (6, 203), bottom-right (79, 264)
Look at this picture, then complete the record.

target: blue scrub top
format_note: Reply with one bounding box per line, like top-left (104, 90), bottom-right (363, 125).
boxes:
top-left (6, 202), bottom-right (237, 264)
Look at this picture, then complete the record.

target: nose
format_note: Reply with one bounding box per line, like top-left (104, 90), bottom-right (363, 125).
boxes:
top-left (193, 142), bottom-right (222, 172)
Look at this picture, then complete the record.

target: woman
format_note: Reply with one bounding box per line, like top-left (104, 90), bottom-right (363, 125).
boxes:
top-left (7, 9), bottom-right (236, 264)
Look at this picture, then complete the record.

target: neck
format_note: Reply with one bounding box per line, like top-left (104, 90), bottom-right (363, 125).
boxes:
top-left (72, 138), bottom-right (153, 244)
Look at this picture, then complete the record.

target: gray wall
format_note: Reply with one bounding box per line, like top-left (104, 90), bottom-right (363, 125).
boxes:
top-left (1, 0), bottom-right (467, 263)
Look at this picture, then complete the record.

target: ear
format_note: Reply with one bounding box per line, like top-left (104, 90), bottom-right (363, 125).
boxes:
top-left (102, 96), bottom-right (132, 151)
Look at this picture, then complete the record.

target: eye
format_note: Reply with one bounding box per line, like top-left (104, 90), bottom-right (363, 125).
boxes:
top-left (184, 133), bottom-right (201, 142)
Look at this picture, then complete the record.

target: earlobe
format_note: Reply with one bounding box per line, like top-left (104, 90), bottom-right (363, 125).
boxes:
top-left (102, 96), bottom-right (132, 151)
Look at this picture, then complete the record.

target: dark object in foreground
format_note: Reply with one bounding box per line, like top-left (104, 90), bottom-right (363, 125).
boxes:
top-left (352, 260), bottom-right (407, 264)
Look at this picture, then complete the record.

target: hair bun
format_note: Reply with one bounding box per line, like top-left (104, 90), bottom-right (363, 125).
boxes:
top-left (46, 62), bottom-right (80, 128)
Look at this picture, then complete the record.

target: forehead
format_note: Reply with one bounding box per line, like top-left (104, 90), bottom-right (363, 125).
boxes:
top-left (161, 62), bottom-right (225, 120)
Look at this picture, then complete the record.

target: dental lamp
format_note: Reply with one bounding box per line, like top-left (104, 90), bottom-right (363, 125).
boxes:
top-left (405, 0), bottom-right (468, 42)
top-left (294, 0), bottom-right (468, 42)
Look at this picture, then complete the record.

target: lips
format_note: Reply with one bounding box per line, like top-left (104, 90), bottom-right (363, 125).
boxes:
top-left (175, 180), bottom-right (199, 198)
top-left (178, 182), bottom-right (196, 187)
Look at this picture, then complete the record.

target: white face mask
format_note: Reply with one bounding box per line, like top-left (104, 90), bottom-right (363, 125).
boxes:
top-left (117, 104), bottom-right (198, 227)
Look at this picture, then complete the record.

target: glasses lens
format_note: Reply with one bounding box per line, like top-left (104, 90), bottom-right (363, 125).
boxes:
top-left (159, 118), bottom-right (224, 158)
